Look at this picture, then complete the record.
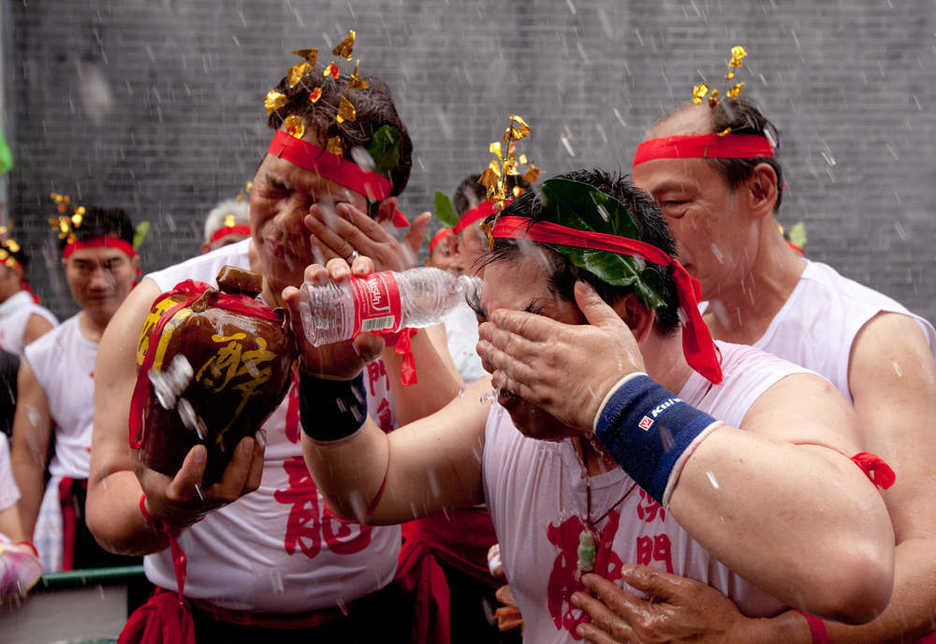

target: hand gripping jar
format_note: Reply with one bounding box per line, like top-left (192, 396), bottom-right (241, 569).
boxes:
top-left (130, 266), bottom-right (296, 485)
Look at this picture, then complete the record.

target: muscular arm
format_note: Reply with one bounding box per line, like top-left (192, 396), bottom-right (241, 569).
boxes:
top-left (22, 313), bottom-right (54, 348)
top-left (86, 278), bottom-right (170, 555)
top-left (303, 376), bottom-right (492, 525)
top-left (10, 359), bottom-right (52, 537)
top-left (668, 372), bottom-right (894, 624)
top-left (816, 312), bottom-right (936, 642)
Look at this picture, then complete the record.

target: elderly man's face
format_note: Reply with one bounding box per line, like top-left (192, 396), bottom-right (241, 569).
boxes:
top-left (632, 106), bottom-right (757, 301)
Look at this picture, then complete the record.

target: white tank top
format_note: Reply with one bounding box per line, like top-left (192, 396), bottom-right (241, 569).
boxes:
top-left (483, 341), bottom-right (810, 643)
top-left (24, 314), bottom-right (97, 479)
top-left (0, 433), bottom-right (20, 514)
top-left (0, 291), bottom-right (58, 356)
top-left (754, 261), bottom-right (936, 403)
top-left (142, 240), bottom-right (401, 613)
top-left (443, 300), bottom-right (485, 385)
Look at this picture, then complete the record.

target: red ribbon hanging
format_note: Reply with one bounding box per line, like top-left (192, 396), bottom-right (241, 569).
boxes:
top-left (491, 216), bottom-right (723, 384)
top-left (632, 133), bottom-right (775, 166)
top-left (267, 130), bottom-right (409, 228)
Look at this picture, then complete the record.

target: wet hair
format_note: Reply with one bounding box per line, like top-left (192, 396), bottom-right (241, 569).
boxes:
top-left (58, 207), bottom-right (135, 253)
top-left (266, 65), bottom-right (413, 197)
top-left (480, 168), bottom-right (680, 334)
top-left (453, 173), bottom-right (533, 218)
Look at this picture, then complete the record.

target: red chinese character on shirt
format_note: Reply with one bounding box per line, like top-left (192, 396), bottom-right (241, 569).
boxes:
top-left (635, 534), bottom-right (673, 573)
top-left (635, 489), bottom-right (666, 523)
top-left (546, 510), bottom-right (624, 639)
top-left (273, 455), bottom-right (372, 559)
top-left (366, 360), bottom-right (390, 397)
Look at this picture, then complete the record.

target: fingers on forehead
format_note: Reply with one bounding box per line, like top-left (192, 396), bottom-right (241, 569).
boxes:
top-left (493, 310), bottom-right (555, 341)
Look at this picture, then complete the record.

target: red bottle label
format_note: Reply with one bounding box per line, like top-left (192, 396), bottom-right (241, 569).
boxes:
top-left (350, 271), bottom-right (403, 334)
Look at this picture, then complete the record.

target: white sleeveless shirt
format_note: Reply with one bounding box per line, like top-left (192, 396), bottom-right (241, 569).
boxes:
top-left (754, 261), bottom-right (936, 402)
top-left (142, 240), bottom-right (401, 613)
top-left (24, 314), bottom-right (97, 479)
top-left (483, 341), bottom-right (810, 643)
top-left (0, 433), bottom-right (20, 514)
top-left (0, 291), bottom-right (58, 356)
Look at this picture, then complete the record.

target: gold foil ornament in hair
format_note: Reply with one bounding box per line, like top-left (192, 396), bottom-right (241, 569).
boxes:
top-left (690, 45), bottom-right (751, 135)
top-left (332, 30), bottom-right (355, 60)
top-left (288, 62), bottom-right (310, 88)
top-left (265, 90), bottom-right (288, 116)
top-left (324, 62), bottom-right (340, 79)
top-left (48, 194), bottom-right (86, 244)
top-left (336, 95), bottom-right (357, 124)
top-left (51, 192), bottom-right (71, 213)
top-left (284, 115), bottom-right (306, 139)
top-left (477, 115), bottom-right (542, 247)
top-left (692, 83), bottom-right (710, 105)
top-left (224, 214), bottom-right (237, 228)
top-left (726, 46), bottom-right (747, 79)
top-left (326, 136), bottom-right (343, 156)
top-left (309, 87), bottom-right (323, 103)
top-left (291, 48), bottom-right (318, 66)
top-left (348, 60), bottom-right (369, 90)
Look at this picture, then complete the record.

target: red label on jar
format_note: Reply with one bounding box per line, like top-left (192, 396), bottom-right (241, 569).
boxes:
top-left (350, 271), bottom-right (403, 334)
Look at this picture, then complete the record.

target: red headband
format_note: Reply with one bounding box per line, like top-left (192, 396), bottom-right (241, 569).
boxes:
top-left (492, 216), bottom-right (722, 384)
top-left (267, 130), bottom-right (409, 228)
top-left (63, 236), bottom-right (136, 260)
top-left (429, 228), bottom-right (454, 252)
top-left (633, 133), bottom-right (774, 166)
top-left (454, 200), bottom-right (499, 235)
top-left (209, 225), bottom-right (252, 245)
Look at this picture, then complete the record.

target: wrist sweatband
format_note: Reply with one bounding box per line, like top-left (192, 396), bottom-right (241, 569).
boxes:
top-left (299, 371), bottom-right (368, 442)
top-left (594, 374), bottom-right (721, 506)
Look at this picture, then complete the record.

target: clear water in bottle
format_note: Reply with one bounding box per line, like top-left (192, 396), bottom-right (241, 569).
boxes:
top-left (299, 267), bottom-right (481, 347)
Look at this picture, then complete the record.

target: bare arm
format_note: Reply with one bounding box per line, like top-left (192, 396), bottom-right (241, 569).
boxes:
top-left (818, 312), bottom-right (936, 642)
top-left (22, 313), bottom-right (54, 348)
top-left (10, 359), bottom-right (51, 537)
top-left (303, 376), bottom-right (492, 525)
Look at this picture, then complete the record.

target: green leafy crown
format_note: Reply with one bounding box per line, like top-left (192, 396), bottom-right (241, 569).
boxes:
top-left (538, 178), bottom-right (667, 310)
top-left (366, 124), bottom-right (401, 180)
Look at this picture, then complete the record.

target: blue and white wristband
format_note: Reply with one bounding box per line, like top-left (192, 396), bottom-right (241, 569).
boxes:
top-left (299, 371), bottom-right (368, 443)
top-left (593, 373), bottom-right (722, 507)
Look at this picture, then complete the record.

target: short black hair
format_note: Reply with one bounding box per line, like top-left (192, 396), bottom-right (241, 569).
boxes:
top-left (480, 168), bottom-right (680, 333)
top-left (58, 207), bottom-right (134, 253)
top-left (266, 64), bottom-right (412, 197)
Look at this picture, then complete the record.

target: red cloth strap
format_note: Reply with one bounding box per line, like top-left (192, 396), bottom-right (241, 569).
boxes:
top-left (428, 228), bottom-right (454, 252)
top-left (267, 130), bottom-right (408, 228)
top-left (63, 235), bottom-right (136, 259)
top-left (21, 280), bottom-right (39, 304)
top-left (795, 610), bottom-right (830, 644)
top-left (491, 216), bottom-right (723, 384)
top-left (118, 587), bottom-right (195, 644)
top-left (850, 452), bottom-right (896, 490)
top-left (454, 201), bottom-right (499, 235)
top-left (380, 328), bottom-right (419, 386)
top-left (208, 225), bottom-right (251, 244)
top-left (58, 477), bottom-right (79, 571)
top-left (632, 133), bottom-right (775, 166)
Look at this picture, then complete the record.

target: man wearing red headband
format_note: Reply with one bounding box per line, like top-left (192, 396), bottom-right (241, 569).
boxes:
top-left (0, 237), bottom-right (57, 356)
top-left (300, 169), bottom-right (896, 643)
top-left (453, 173), bottom-right (530, 274)
top-left (87, 58), bottom-right (456, 642)
top-left (11, 207), bottom-right (140, 573)
top-left (200, 197), bottom-right (251, 254)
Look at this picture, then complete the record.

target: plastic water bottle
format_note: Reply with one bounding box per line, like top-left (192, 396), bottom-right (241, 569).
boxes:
top-left (299, 267), bottom-right (482, 346)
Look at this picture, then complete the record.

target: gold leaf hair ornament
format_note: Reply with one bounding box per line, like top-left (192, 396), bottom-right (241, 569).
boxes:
top-left (478, 115), bottom-right (542, 247)
top-left (691, 45), bottom-right (749, 135)
top-left (48, 193), bottom-right (86, 244)
top-left (263, 28), bottom-right (369, 144)
top-left (0, 225), bottom-right (21, 268)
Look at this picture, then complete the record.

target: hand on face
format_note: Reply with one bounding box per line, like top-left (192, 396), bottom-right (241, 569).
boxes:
top-left (133, 437), bottom-right (264, 531)
top-left (281, 256), bottom-right (386, 381)
top-left (304, 199), bottom-right (431, 274)
top-left (572, 566), bottom-right (749, 643)
top-left (476, 281), bottom-right (645, 437)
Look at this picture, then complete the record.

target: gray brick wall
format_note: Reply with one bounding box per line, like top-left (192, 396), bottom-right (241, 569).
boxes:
top-left (4, 0), bottom-right (935, 322)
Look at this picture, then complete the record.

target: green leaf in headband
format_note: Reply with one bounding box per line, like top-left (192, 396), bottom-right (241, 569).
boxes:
top-left (539, 178), bottom-right (667, 311)
top-left (433, 191), bottom-right (458, 228)
top-left (0, 129), bottom-right (12, 175)
top-left (366, 125), bottom-right (401, 179)
top-left (133, 221), bottom-right (150, 251)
